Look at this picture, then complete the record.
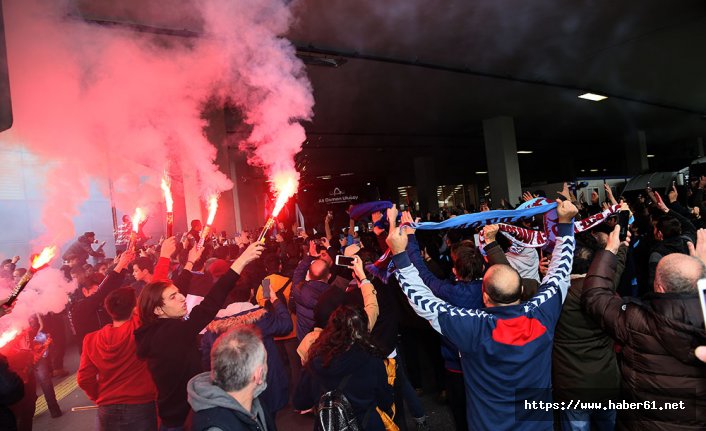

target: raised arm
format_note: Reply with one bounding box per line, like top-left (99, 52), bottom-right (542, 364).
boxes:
top-left (532, 200), bottom-right (578, 305)
top-left (185, 242), bottom-right (264, 333)
top-left (400, 211), bottom-right (456, 300)
top-left (386, 207), bottom-right (485, 349)
top-left (581, 226), bottom-right (632, 343)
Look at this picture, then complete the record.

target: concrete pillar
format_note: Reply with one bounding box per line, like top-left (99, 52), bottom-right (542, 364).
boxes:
top-left (625, 130), bottom-right (649, 174)
top-left (483, 116), bottom-right (522, 207)
top-left (414, 156), bottom-right (439, 215)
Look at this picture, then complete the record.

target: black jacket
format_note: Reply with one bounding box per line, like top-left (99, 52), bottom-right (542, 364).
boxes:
top-left (70, 269), bottom-right (126, 342)
top-left (134, 268), bottom-right (241, 427)
top-left (582, 250), bottom-right (706, 430)
top-left (0, 354), bottom-right (24, 431)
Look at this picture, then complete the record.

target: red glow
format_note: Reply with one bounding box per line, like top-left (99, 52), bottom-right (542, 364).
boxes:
top-left (206, 195), bottom-right (219, 225)
top-left (0, 329), bottom-right (19, 348)
top-left (31, 246), bottom-right (58, 270)
top-left (161, 176), bottom-right (173, 212)
top-left (271, 174), bottom-right (296, 217)
top-left (132, 207), bottom-right (145, 233)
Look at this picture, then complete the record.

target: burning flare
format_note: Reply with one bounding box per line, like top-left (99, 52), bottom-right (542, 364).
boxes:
top-left (257, 173), bottom-right (297, 242)
top-left (197, 195), bottom-right (219, 249)
top-left (206, 195), bottom-right (219, 226)
top-left (132, 207), bottom-right (146, 233)
top-left (5, 245), bottom-right (58, 307)
top-left (31, 246), bottom-right (58, 270)
top-left (161, 177), bottom-right (174, 212)
top-left (0, 329), bottom-right (19, 349)
top-left (272, 175), bottom-right (296, 217)
top-left (162, 175), bottom-right (174, 237)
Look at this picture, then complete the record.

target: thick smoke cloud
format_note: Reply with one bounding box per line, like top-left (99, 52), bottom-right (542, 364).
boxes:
top-left (0, 0), bottom-right (312, 336)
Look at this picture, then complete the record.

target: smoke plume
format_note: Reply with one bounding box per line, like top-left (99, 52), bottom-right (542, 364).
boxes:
top-left (0, 0), bottom-right (312, 335)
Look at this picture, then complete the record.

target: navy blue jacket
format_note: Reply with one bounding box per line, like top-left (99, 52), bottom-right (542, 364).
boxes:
top-left (201, 298), bottom-right (293, 414)
top-left (292, 255), bottom-right (330, 340)
top-left (406, 234), bottom-right (483, 371)
top-left (394, 224), bottom-right (575, 431)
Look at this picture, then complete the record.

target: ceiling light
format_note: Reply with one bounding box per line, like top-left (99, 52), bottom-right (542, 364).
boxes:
top-left (317, 175), bottom-right (332, 180)
top-left (647, 154), bottom-right (655, 158)
top-left (517, 150), bottom-right (533, 154)
top-left (475, 171), bottom-right (487, 174)
top-left (580, 169), bottom-right (586, 172)
top-left (589, 169), bottom-right (599, 172)
top-left (340, 173), bottom-right (354, 177)
top-left (366, 182), bottom-right (371, 186)
top-left (578, 93), bottom-right (607, 102)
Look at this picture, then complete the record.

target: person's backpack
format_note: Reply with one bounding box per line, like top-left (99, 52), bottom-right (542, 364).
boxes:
top-left (314, 374), bottom-right (363, 431)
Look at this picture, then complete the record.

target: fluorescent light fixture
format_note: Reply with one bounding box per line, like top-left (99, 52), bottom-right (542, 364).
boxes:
top-left (317, 175), bottom-right (332, 180)
top-left (340, 172), bottom-right (354, 177)
top-left (578, 93), bottom-right (607, 101)
top-left (517, 150), bottom-right (533, 154)
top-left (647, 154), bottom-right (655, 158)
top-left (475, 171), bottom-right (487, 174)
top-left (589, 169), bottom-right (599, 172)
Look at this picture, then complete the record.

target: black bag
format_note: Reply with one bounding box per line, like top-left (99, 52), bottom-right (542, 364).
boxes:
top-left (314, 374), bottom-right (361, 431)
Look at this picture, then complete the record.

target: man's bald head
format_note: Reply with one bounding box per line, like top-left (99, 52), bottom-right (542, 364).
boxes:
top-left (654, 254), bottom-right (706, 294)
top-left (309, 259), bottom-right (331, 282)
top-left (482, 264), bottom-right (522, 306)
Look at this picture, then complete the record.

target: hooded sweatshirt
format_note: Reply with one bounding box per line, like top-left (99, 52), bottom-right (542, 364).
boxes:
top-left (78, 312), bottom-right (156, 405)
top-left (134, 268), bottom-right (241, 427)
top-left (188, 372), bottom-right (275, 431)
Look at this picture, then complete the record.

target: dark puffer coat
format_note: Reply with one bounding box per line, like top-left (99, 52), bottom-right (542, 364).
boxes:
top-left (582, 250), bottom-right (706, 431)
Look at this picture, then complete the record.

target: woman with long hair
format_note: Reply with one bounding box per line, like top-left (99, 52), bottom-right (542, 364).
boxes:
top-left (294, 306), bottom-right (393, 431)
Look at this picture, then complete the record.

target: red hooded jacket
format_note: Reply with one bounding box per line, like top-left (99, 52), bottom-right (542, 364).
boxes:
top-left (78, 312), bottom-right (156, 405)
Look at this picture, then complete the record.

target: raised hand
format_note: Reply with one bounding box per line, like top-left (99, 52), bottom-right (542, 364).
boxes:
top-left (160, 236), bottom-right (177, 259)
top-left (558, 182), bottom-right (571, 200)
top-left (400, 211), bottom-right (416, 234)
top-left (605, 225), bottom-right (631, 255)
top-left (687, 229), bottom-right (706, 266)
top-left (483, 224), bottom-right (499, 243)
top-left (232, 242), bottom-right (265, 274)
top-left (667, 184), bottom-right (678, 204)
top-left (604, 184), bottom-right (618, 205)
top-left (385, 205), bottom-right (412, 255)
top-left (556, 199), bottom-right (579, 223)
top-left (348, 255), bottom-right (367, 281)
top-left (115, 249), bottom-right (136, 272)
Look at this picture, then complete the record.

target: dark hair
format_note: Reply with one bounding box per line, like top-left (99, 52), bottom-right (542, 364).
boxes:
top-left (105, 287), bottom-right (137, 321)
top-left (451, 245), bottom-right (483, 280)
top-left (80, 273), bottom-right (105, 290)
top-left (263, 253), bottom-right (281, 275)
top-left (309, 306), bottom-right (381, 367)
top-left (132, 256), bottom-right (154, 274)
top-left (137, 281), bottom-right (172, 325)
top-left (655, 216), bottom-right (682, 239)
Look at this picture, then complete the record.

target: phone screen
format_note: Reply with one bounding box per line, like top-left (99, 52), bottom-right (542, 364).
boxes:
top-left (335, 255), bottom-right (355, 267)
top-left (618, 210), bottom-right (630, 241)
top-left (262, 278), bottom-right (271, 298)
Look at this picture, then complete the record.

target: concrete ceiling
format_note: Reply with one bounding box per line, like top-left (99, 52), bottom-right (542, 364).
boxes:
top-left (74, 0), bottom-right (706, 185)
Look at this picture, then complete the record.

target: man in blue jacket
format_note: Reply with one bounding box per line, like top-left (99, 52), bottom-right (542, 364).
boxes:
top-left (402, 214), bottom-right (483, 430)
top-left (387, 201), bottom-right (577, 431)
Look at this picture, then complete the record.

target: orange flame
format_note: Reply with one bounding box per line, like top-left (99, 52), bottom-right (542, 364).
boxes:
top-left (161, 177), bottom-right (173, 212)
top-left (31, 246), bottom-right (58, 270)
top-left (206, 195), bottom-right (219, 226)
top-left (0, 329), bottom-right (19, 348)
top-left (272, 175), bottom-right (297, 217)
top-left (132, 207), bottom-right (145, 232)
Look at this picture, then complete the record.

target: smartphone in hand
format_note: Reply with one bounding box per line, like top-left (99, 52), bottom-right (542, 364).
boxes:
top-left (262, 278), bottom-right (271, 299)
top-left (335, 255), bottom-right (355, 267)
top-left (618, 210), bottom-right (630, 241)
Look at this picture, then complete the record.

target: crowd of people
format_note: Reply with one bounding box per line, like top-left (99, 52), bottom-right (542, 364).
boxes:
top-left (0, 179), bottom-right (706, 431)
